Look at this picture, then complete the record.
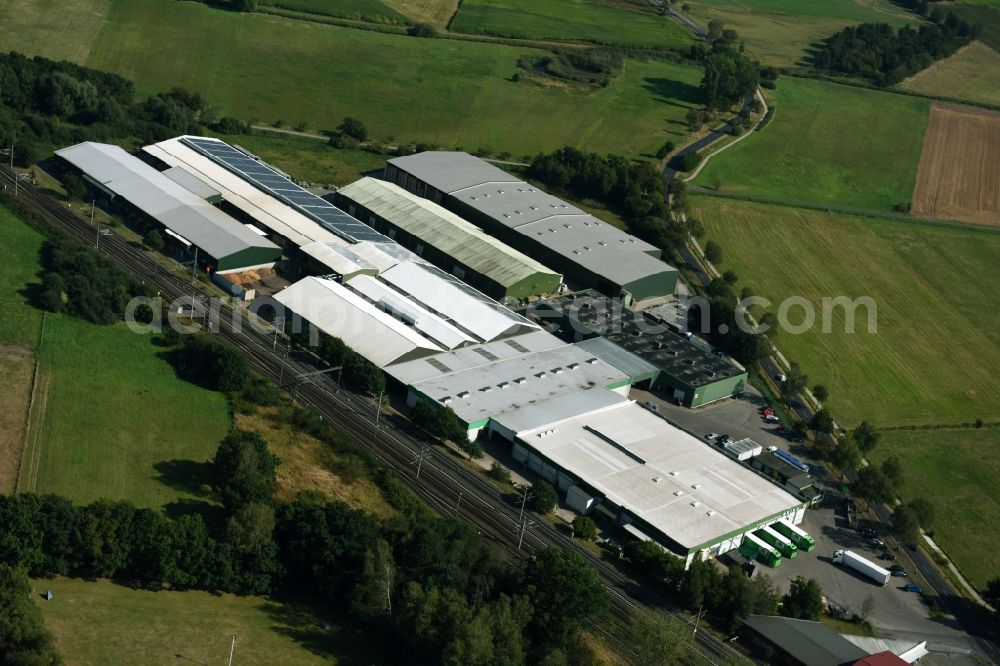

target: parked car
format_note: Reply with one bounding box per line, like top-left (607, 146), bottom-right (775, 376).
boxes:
top-left (903, 583), bottom-right (923, 593)
top-left (890, 565), bottom-right (907, 577)
top-left (765, 415), bottom-right (780, 422)
top-left (643, 401), bottom-right (660, 413)
top-left (706, 432), bottom-right (719, 441)
top-left (869, 537), bottom-right (885, 548)
top-left (861, 527), bottom-right (877, 538)
top-left (719, 434), bottom-right (732, 445)
top-left (878, 552), bottom-right (896, 561)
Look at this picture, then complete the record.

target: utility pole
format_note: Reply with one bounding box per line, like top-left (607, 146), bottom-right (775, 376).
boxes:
top-left (95, 225), bottom-right (110, 252)
top-left (90, 198), bottom-right (95, 226)
top-left (518, 485), bottom-right (534, 522)
top-left (191, 246), bottom-right (199, 283)
top-left (455, 491), bottom-right (463, 516)
top-left (272, 317), bottom-right (284, 350)
top-left (375, 389), bottom-right (384, 427)
top-left (412, 444), bottom-right (430, 480)
top-left (517, 517), bottom-right (535, 551)
top-left (227, 634), bottom-right (237, 666)
top-left (692, 604), bottom-right (707, 638)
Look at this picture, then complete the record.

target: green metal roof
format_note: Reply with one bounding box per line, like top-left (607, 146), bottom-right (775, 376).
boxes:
top-left (337, 178), bottom-right (561, 289)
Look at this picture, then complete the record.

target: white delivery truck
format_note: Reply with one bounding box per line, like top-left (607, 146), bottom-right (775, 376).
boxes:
top-left (833, 549), bottom-right (890, 586)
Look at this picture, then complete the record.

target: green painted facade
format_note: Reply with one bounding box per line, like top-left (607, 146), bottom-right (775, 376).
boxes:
top-left (654, 370), bottom-right (747, 408)
top-left (215, 245), bottom-right (282, 272)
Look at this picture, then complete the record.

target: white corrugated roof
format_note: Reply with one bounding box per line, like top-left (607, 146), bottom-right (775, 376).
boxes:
top-left (517, 403), bottom-right (803, 550)
top-left (143, 138), bottom-right (344, 247)
top-left (345, 274), bottom-right (475, 350)
top-left (299, 241), bottom-right (377, 279)
top-left (273, 276), bottom-right (442, 367)
top-left (408, 344), bottom-right (628, 427)
top-left (56, 142), bottom-right (278, 261)
top-left (380, 261), bottom-right (538, 342)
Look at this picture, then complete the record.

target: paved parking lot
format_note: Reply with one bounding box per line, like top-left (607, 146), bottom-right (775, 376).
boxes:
top-left (631, 388), bottom-right (980, 654)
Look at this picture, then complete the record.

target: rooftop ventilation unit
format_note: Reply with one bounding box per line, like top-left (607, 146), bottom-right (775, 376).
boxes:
top-left (498, 381), bottom-right (510, 389)
top-left (552, 367), bottom-right (564, 374)
top-left (480, 386), bottom-right (493, 392)
top-left (567, 362), bottom-right (580, 370)
top-left (440, 396), bottom-right (452, 404)
top-left (707, 510), bottom-right (716, 517)
top-left (691, 483), bottom-right (701, 489)
top-left (670, 470), bottom-right (679, 476)
top-left (586, 358), bottom-right (599, 364)
top-left (457, 391), bottom-right (470, 399)
top-left (535, 371), bottom-right (548, 378)
top-left (674, 490), bottom-right (684, 496)
top-left (514, 377), bottom-right (527, 384)
top-left (653, 476), bottom-right (663, 483)
top-left (690, 500), bottom-right (700, 507)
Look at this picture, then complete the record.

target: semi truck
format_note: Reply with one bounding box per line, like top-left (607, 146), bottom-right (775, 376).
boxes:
top-left (833, 549), bottom-right (890, 586)
top-left (740, 532), bottom-right (782, 568)
top-left (755, 525), bottom-right (797, 559)
top-left (774, 520), bottom-right (816, 552)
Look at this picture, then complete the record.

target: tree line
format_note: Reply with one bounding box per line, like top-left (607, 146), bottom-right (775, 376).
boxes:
top-left (812, 14), bottom-right (977, 85)
top-left (0, 51), bottom-right (244, 166)
top-left (526, 146), bottom-right (700, 257)
top-left (37, 235), bottom-right (154, 325)
top-left (624, 539), bottom-right (824, 636)
top-left (0, 429), bottom-right (613, 664)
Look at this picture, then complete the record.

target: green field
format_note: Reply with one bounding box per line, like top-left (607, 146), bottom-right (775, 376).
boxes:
top-left (0, 206), bottom-right (231, 510)
top-left (693, 77), bottom-right (930, 211)
top-left (870, 428), bottom-right (1000, 590)
top-left (0, 0), bottom-right (111, 63)
top-left (223, 132), bottom-right (387, 186)
top-left (450, 0), bottom-right (695, 49)
top-left (944, 3), bottom-right (1000, 50)
top-left (263, 0), bottom-right (408, 22)
top-left (692, 196), bottom-right (1000, 428)
top-left (683, 0), bottom-right (917, 67)
top-left (73, 0), bottom-right (701, 157)
top-left (34, 576), bottom-right (382, 665)
top-left (898, 41), bottom-right (1000, 108)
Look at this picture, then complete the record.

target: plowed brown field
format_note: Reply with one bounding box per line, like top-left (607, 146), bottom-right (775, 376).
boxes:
top-left (912, 102), bottom-right (1000, 227)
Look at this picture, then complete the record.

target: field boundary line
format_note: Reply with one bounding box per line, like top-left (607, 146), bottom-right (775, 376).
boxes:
top-left (684, 88), bottom-right (768, 182)
top-left (16, 312), bottom-right (47, 493)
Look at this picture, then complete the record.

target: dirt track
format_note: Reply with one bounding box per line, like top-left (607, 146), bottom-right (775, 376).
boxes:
top-left (912, 102), bottom-right (1000, 227)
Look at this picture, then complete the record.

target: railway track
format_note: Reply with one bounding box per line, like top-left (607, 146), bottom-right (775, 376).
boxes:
top-left (1, 166), bottom-right (744, 665)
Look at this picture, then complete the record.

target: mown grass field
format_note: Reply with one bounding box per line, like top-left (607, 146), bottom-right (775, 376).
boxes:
top-left (693, 77), bottom-right (930, 211)
top-left (263, 0), bottom-right (408, 22)
top-left (683, 0), bottom-right (916, 67)
top-left (692, 196), bottom-right (1000, 428)
top-left (77, 0), bottom-right (701, 158)
top-left (869, 428), bottom-right (1000, 590)
top-left (0, 206), bottom-right (231, 509)
top-left (450, 0), bottom-right (695, 49)
top-left (34, 576), bottom-right (383, 666)
top-left (383, 0), bottom-right (458, 27)
top-left (898, 41), bottom-right (1000, 108)
top-left (0, 0), bottom-right (111, 63)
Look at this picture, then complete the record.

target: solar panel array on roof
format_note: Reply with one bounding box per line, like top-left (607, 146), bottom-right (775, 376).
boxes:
top-left (181, 137), bottom-right (388, 244)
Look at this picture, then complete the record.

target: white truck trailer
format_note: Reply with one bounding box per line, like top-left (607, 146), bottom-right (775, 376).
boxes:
top-left (833, 549), bottom-right (890, 586)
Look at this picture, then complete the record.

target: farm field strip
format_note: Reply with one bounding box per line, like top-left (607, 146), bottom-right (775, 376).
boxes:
top-left (911, 102), bottom-right (1000, 227)
top-left (0, 0), bottom-right (111, 64)
top-left (450, 0), bottom-right (695, 48)
top-left (81, 0), bottom-right (702, 158)
top-left (34, 576), bottom-right (381, 665)
top-left (693, 77), bottom-right (930, 211)
top-left (0, 206), bottom-right (232, 510)
top-left (898, 41), bottom-right (1000, 108)
top-left (692, 196), bottom-right (1000, 428)
top-left (683, 0), bottom-right (917, 67)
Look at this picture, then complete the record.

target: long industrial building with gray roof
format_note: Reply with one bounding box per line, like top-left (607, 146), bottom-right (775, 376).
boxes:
top-left (384, 151), bottom-right (679, 306)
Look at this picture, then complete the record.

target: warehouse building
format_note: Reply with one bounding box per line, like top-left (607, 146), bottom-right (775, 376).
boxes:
top-left (512, 402), bottom-right (805, 566)
top-left (335, 177), bottom-right (562, 301)
top-left (531, 291), bottom-right (748, 407)
top-left (384, 152), bottom-right (678, 306)
top-left (56, 142), bottom-right (280, 273)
